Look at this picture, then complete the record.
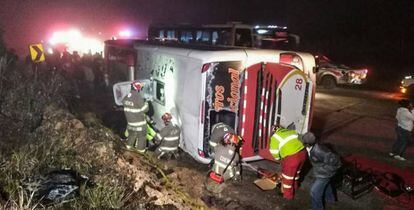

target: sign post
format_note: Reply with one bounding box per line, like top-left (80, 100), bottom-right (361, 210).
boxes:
top-left (28, 43), bottom-right (45, 82)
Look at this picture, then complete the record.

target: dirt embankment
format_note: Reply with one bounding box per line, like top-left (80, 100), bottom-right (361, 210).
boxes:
top-left (0, 63), bottom-right (204, 209)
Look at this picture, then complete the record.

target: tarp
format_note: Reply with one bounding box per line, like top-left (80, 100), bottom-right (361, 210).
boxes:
top-left (343, 155), bottom-right (414, 209)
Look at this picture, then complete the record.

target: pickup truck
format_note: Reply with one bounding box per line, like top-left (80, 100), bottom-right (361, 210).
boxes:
top-left (315, 55), bottom-right (368, 89)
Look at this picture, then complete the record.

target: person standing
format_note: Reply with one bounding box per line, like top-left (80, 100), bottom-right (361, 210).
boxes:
top-left (269, 125), bottom-right (307, 200)
top-left (390, 99), bottom-right (414, 161)
top-left (153, 113), bottom-right (181, 159)
top-left (300, 132), bottom-right (342, 210)
top-left (122, 81), bottom-right (149, 153)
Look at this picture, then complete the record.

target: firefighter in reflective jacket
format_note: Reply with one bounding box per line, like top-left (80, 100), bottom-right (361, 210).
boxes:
top-left (209, 122), bottom-right (235, 154)
top-left (269, 125), bottom-right (307, 200)
top-left (211, 133), bottom-right (241, 182)
top-left (153, 113), bottom-right (181, 159)
top-left (122, 81), bottom-right (149, 153)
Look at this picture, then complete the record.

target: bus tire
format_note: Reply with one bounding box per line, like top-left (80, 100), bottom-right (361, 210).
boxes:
top-left (322, 76), bottom-right (336, 89)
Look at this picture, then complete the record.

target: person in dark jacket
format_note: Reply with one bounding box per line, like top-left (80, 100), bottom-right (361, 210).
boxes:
top-left (209, 122), bottom-right (235, 156)
top-left (211, 133), bottom-right (242, 182)
top-left (122, 81), bottom-right (149, 153)
top-left (300, 132), bottom-right (342, 210)
top-left (153, 113), bottom-right (181, 159)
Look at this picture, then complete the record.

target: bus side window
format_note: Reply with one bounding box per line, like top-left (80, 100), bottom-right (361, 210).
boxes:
top-left (180, 30), bottom-right (193, 43)
top-left (154, 80), bottom-right (165, 105)
top-left (235, 28), bottom-right (252, 47)
top-left (196, 30), bottom-right (211, 44)
top-left (212, 31), bottom-right (219, 45)
top-left (196, 30), bottom-right (203, 43)
top-left (159, 30), bottom-right (164, 39)
top-left (167, 30), bottom-right (175, 39)
top-left (216, 30), bottom-right (232, 46)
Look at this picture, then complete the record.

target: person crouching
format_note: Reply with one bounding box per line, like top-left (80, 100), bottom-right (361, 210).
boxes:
top-left (210, 133), bottom-right (242, 182)
top-left (269, 124), bottom-right (307, 200)
top-left (300, 132), bottom-right (342, 210)
top-left (153, 113), bottom-right (181, 159)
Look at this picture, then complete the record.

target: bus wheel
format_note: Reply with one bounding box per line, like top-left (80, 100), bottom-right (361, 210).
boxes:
top-left (322, 76), bottom-right (336, 89)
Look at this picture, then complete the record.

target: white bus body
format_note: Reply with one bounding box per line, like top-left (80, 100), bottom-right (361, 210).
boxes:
top-left (111, 41), bottom-right (315, 164)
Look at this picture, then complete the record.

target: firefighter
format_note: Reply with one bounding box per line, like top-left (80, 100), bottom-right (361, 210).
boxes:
top-left (153, 113), bottom-right (181, 159)
top-left (122, 81), bottom-right (149, 153)
top-left (209, 122), bottom-right (235, 155)
top-left (210, 133), bottom-right (242, 182)
top-left (269, 124), bottom-right (307, 200)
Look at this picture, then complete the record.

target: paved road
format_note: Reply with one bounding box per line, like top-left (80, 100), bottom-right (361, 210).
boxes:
top-left (313, 88), bottom-right (413, 169)
top-left (213, 88), bottom-right (414, 210)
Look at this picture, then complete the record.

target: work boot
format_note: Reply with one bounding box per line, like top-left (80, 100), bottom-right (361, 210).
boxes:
top-left (201, 195), bottom-right (216, 207)
top-left (394, 155), bottom-right (406, 161)
top-left (172, 152), bottom-right (180, 160)
top-left (275, 184), bottom-right (283, 196)
top-left (125, 144), bottom-right (134, 152)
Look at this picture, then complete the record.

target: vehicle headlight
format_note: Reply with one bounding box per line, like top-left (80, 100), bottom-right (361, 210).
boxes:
top-left (405, 76), bottom-right (412, 79)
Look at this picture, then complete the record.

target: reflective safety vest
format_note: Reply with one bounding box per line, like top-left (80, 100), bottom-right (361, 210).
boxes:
top-left (155, 122), bottom-right (181, 152)
top-left (122, 91), bottom-right (149, 131)
top-left (209, 123), bottom-right (234, 149)
top-left (213, 144), bottom-right (240, 180)
top-left (269, 128), bottom-right (304, 160)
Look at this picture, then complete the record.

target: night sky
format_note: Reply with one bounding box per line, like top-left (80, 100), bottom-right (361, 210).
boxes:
top-left (1, 0), bottom-right (413, 73)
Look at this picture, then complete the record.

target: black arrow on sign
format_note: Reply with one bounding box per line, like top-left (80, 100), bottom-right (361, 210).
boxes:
top-left (32, 45), bottom-right (43, 62)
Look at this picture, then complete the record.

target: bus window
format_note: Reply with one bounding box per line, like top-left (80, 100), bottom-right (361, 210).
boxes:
top-left (235, 28), bottom-right (252, 47)
top-left (180, 30), bottom-right (193, 43)
top-left (196, 30), bottom-right (211, 44)
top-left (203, 61), bottom-right (242, 150)
top-left (167, 30), bottom-right (175, 39)
top-left (216, 29), bottom-right (232, 46)
top-left (154, 80), bottom-right (165, 105)
top-left (212, 31), bottom-right (219, 45)
top-left (158, 30), bottom-right (164, 39)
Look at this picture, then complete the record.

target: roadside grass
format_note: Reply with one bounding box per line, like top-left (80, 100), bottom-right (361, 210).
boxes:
top-left (0, 136), bottom-right (130, 209)
top-left (83, 180), bottom-right (129, 209)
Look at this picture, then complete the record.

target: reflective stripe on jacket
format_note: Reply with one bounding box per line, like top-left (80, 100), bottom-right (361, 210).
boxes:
top-left (122, 91), bottom-right (148, 129)
top-left (213, 144), bottom-right (240, 179)
top-left (269, 128), bottom-right (304, 160)
top-left (157, 123), bottom-right (181, 152)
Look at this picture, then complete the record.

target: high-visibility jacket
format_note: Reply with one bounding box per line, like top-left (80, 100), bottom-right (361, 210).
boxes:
top-left (269, 128), bottom-right (304, 160)
top-left (154, 122), bottom-right (181, 152)
top-left (146, 123), bottom-right (157, 141)
top-left (125, 123), bottom-right (156, 141)
top-left (213, 144), bottom-right (240, 180)
top-left (209, 123), bottom-right (234, 149)
top-left (122, 91), bottom-right (149, 132)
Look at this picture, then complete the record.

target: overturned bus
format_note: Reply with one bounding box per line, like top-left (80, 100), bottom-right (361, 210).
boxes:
top-left (106, 40), bottom-right (316, 164)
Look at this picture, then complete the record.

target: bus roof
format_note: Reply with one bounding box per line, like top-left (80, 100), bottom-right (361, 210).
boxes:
top-left (132, 40), bottom-right (315, 67)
